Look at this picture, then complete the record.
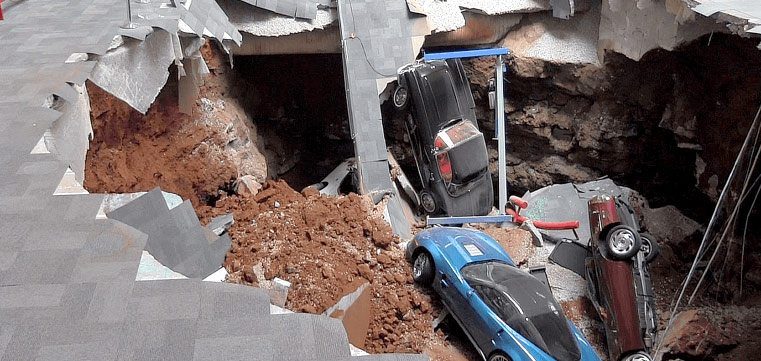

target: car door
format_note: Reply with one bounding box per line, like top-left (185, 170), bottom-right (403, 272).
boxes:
top-left (463, 284), bottom-right (506, 354)
top-left (437, 272), bottom-right (499, 357)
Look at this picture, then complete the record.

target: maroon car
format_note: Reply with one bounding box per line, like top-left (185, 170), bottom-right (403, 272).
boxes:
top-left (585, 195), bottom-right (658, 361)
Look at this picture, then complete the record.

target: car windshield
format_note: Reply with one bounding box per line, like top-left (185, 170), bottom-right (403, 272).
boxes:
top-left (462, 262), bottom-right (582, 361)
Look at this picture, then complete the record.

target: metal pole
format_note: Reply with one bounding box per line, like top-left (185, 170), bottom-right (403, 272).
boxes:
top-left (496, 55), bottom-right (507, 215)
top-left (127, 0), bottom-right (132, 24)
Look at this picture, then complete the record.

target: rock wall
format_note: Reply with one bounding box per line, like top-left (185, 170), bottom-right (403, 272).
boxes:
top-left (464, 33), bottom-right (761, 220)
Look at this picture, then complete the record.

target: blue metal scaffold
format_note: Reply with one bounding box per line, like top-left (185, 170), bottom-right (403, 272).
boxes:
top-left (422, 47), bottom-right (511, 226)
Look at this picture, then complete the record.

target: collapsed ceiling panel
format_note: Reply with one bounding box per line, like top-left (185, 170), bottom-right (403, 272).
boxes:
top-left (502, 0), bottom-right (601, 65)
top-left (89, 29), bottom-right (176, 114)
top-left (219, 0), bottom-right (336, 36)
top-left (408, 0), bottom-right (551, 33)
top-left (599, 0), bottom-right (726, 61)
top-left (235, 0), bottom-right (319, 20)
top-left (689, 0), bottom-right (761, 34)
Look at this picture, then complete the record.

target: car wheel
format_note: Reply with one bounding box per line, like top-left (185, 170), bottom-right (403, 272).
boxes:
top-left (420, 191), bottom-right (436, 214)
top-left (393, 85), bottom-right (409, 110)
top-left (605, 225), bottom-right (641, 260)
top-left (639, 233), bottom-right (660, 263)
top-left (412, 251), bottom-right (434, 285)
top-left (488, 352), bottom-right (512, 361)
top-left (622, 351), bottom-right (652, 361)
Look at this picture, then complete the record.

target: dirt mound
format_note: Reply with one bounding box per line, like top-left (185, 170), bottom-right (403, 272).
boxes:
top-left (84, 43), bottom-right (267, 207)
top-left (201, 180), bottom-right (450, 355)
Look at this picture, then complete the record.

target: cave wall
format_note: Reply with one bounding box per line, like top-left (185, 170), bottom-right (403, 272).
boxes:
top-left (463, 33), bottom-right (761, 220)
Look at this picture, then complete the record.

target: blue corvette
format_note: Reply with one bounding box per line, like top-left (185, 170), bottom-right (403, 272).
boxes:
top-left (406, 227), bottom-right (601, 361)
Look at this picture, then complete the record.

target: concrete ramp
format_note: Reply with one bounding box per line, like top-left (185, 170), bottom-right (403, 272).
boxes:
top-left (337, 0), bottom-right (429, 236)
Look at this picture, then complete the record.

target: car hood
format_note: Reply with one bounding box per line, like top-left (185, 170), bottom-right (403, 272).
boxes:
top-left (415, 227), bottom-right (514, 270)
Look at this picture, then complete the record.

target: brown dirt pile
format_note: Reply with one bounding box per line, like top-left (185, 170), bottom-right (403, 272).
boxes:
top-left (200, 180), bottom-right (449, 354)
top-left (84, 43), bottom-right (267, 207)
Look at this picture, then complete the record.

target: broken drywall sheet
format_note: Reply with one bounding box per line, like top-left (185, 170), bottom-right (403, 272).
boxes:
top-left (89, 29), bottom-right (175, 114)
top-left (502, 0), bottom-right (601, 65)
top-left (174, 0), bottom-right (243, 44)
top-left (124, 0), bottom-right (242, 45)
top-left (218, 0), bottom-right (336, 37)
top-left (420, 0), bottom-right (466, 33)
top-left (178, 37), bottom-right (210, 114)
top-left (43, 83), bottom-right (93, 184)
top-left (599, 0), bottom-right (725, 61)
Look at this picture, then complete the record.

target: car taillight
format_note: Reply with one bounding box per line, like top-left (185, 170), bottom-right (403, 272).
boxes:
top-left (435, 137), bottom-right (444, 149)
top-left (437, 152), bottom-right (452, 181)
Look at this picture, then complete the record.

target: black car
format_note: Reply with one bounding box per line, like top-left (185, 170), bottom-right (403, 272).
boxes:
top-left (393, 58), bottom-right (493, 217)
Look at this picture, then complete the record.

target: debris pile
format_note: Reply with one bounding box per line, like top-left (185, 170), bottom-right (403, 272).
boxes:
top-left (84, 44), bottom-right (268, 207)
top-left (659, 307), bottom-right (761, 360)
top-left (201, 180), bottom-right (451, 354)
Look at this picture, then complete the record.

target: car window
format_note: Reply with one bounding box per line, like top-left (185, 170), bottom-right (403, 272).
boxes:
top-left (423, 69), bottom-right (461, 130)
top-left (434, 120), bottom-right (480, 153)
top-left (464, 262), bottom-right (582, 361)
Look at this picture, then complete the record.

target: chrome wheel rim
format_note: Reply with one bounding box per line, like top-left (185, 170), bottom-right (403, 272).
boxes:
top-left (625, 353), bottom-right (651, 361)
top-left (394, 87), bottom-right (408, 107)
top-left (640, 237), bottom-right (652, 256)
top-left (421, 193), bottom-right (435, 213)
top-left (490, 355), bottom-right (510, 361)
top-left (610, 229), bottom-right (636, 254)
top-left (413, 254), bottom-right (427, 279)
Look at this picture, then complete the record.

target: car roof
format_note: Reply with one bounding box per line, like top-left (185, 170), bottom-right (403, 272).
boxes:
top-left (415, 227), bottom-right (515, 270)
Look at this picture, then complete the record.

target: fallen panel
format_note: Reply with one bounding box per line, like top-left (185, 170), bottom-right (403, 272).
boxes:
top-left (89, 30), bottom-right (176, 114)
top-left (548, 239), bottom-right (590, 277)
top-left (107, 188), bottom-right (230, 279)
top-left (521, 182), bottom-right (591, 243)
top-left (206, 213), bottom-right (234, 236)
top-left (220, 0), bottom-right (336, 37)
top-left (42, 83), bottom-right (93, 184)
top-left (690, 0), bottom-right (761, 34)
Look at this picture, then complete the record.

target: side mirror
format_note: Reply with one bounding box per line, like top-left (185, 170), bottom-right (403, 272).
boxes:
top-left (488, 78), bottom-right (496, 110)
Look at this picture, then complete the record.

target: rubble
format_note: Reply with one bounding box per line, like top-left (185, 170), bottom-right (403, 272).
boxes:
top-left (84, 43), bottom-right (268, 207)
top-left (202, 180), bottom-right (444, 353)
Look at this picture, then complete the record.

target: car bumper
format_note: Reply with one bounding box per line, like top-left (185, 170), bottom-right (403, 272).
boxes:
top-left (433, 172), bottom-right (494, 217)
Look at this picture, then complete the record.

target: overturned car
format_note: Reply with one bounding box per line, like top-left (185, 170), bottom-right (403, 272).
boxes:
top-left (394, 58), bottom-right (493, 217)
top-left (585, 195), bottom-right (659, 361)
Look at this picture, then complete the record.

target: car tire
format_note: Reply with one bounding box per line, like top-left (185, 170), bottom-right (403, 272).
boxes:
top-left (639, 233), bottom-right (660, 263)
top-left (622, 351), bottom-right (652, 361)
top-left (412, 251), bottom-right (434, 286)
top-left (488, 352), bottom-right (512, 361)
top-left (420, 191), bottom-right (436, 214)
top-left (393, 85), bottom-right (409, 110)
top-left (605, 225), bottom-right (641, 260)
